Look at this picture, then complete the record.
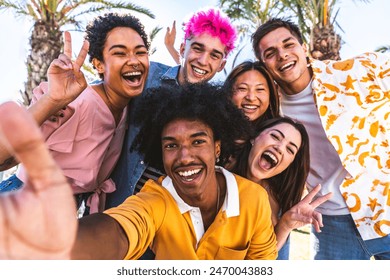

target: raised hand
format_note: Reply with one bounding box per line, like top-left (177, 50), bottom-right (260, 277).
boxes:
top-left (0, 102), bottom-right (77, 259)
top-left (164, 21), bottom-right (180, 65)
top-left (46, 31), bottom-right (90, 109)
top-left (279, 185), bottom-right (333, 232)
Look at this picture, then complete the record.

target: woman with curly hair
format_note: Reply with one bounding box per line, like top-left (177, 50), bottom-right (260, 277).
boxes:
top-left (0, 12), bottom-right (150, 215)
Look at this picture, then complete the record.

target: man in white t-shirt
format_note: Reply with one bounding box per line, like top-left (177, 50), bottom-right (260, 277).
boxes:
top-left (252, 17), bottom-right (390, 260)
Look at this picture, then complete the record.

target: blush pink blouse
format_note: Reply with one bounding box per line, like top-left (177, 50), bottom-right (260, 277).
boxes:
top-left (18, 82), bottom-right (127, 213)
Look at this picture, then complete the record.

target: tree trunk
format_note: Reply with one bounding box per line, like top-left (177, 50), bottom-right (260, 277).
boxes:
top-left (21, 20), bottom-right (63, 106)
top-left (310, 24), bottom-right (341, 61)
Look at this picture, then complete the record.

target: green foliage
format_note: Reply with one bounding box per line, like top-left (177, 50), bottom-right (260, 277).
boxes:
top-left (149, 25), bottom-right (163, 55)
top-left (0, 0), bottom-right (155, 32)
top-left (375, 45), bottom-right (390, 53)
top-left (219, 0), bottom-right (286, 36)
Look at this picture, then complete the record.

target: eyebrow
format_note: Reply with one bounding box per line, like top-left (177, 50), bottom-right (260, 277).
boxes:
top-left (273, 128), bottom-right (299, 150)
top-left (191, 42), bottom-right (225, 58)
top-left (263, 36), bottom-right (296, 55)
top-left (108, 44), bottom-right (147, 51)
top-left (236, 81), bottom-right (266, 87)
top-left (161, 131), bottom-right (210, 142)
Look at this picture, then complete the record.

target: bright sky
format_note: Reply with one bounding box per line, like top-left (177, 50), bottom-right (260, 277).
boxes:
top-left (1, 0), bottom-right (389, 103)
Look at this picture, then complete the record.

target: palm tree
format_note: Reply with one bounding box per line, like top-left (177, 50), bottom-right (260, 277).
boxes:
top-left (279, 0), bottom-right (343, 60)
top-left (219, 0), bottom-right (371, 62)
top-left (282, 0), bottom-right (372, 60)
top-left (0, 0), bottom-right (154, 105)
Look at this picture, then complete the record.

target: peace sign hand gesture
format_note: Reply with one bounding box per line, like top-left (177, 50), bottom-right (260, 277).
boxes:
top-left (279, 185), bottom-right (333, 232)
top-left (46, 31), bottom-right (90, 110)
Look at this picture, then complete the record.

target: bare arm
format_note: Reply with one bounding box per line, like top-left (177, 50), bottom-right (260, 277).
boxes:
top-left (72, 213), bottom-right (129, 259)
top-left (0, 31), bottom-right (89, 171)
top-left (164, 21), bottom-right (181, 65)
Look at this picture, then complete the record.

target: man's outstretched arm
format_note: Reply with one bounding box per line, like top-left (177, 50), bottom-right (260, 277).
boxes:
top-left (0, 102), bottom-right (128, 259)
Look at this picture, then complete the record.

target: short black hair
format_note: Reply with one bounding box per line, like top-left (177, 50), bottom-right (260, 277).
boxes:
top-left (131, 83), bottom-right (254, 172)
top-left (252, 17), bottom-right (304, 61)
top-left (85, 12), bottom-right (150, 74)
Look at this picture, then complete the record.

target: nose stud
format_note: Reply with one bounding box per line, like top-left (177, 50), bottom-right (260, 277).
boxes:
top-left (133, 64), bottom-right (139, 70)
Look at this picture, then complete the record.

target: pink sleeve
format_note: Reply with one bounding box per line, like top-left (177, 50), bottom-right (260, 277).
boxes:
top-left (30, 82), bottom-right (82, 153)
top-left (31, 82), bottom-right (49, 104)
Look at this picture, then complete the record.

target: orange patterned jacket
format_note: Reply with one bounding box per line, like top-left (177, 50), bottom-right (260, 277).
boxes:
top-left (311, 52), bottom-right (390, 240)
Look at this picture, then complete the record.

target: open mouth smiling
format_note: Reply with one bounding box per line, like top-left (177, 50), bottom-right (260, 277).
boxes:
top-left (192, 66), bottom-right (207, 76)
top-left (178, 168), bottom-right (202, 182)
top-left (123, 71), bottom-right (142, 83)
top-left (261, 151), bottom-right (279, 170)
top-left (242, 104), bottom-right (260, 111)
top-left (279, 61), bottom-right (295, 72)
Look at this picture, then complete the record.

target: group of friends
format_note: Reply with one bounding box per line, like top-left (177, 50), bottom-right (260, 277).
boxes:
top-left (0, 7), bottom-right (389, 260)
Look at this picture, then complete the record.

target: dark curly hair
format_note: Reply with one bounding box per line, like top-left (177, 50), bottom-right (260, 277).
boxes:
top-left (252, 17), bottom-right (304, 61)
top-left (223, 60), bottom-right (280, 130)
top-left (85, 12), bottom-right (150, 77)
top-left (231, 117), bottom-right (310, 215)
top-left (131, 83), bottom-right (254, 172)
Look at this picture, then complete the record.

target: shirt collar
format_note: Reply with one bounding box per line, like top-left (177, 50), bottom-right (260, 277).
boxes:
top-left (161, 166), bottom-right (240, 218)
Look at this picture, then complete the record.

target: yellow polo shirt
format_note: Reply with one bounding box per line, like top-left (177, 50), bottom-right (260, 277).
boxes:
top-left (105, 167), bottom-right (277, 259)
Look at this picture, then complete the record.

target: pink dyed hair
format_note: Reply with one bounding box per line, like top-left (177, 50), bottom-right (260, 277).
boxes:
top-left (183, 8), bottom-right (237, 55)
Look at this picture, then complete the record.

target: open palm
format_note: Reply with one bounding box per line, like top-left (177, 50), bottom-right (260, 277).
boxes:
top-left (0, 95), bottom-right (77, 259)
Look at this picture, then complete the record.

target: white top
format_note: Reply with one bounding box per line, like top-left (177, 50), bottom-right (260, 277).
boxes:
top-left (280, 80), bottom-right (350, 215)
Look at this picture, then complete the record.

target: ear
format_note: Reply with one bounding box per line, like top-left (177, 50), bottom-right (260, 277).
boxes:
top-left (302, 43), bottom-right (309, 56)
top-left (179, 42), bottom-right (186, 58)
top-left (215, 140), bottom-right (221, 158)
top-left (216, 58), bottom-right (227, 73)
top-left (92, 58), bottom-right (105, 75)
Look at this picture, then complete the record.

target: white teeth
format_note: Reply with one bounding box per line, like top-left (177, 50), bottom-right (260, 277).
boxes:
top-left (242, 104), bottom-right (259, 110)
top-left (193, 67), bottom-right (206, 75)
top-left (178, 169), bottom-right (201, 177)
top-left (123, 71), bottom-right (141, 76)
top-left (280, 61), bottom-right (294, 71)
top-left (263, 151), bottom-right (278, 165)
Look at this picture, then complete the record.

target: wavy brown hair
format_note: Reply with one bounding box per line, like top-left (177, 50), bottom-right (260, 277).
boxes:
top-left (231, 117), bottom-right (310, 214)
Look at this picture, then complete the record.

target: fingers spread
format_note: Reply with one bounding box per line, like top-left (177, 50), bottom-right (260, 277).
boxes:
top-left (73, 40), bottom-right (89, 73)
top-left (51, 55), bottom-right (73, 70)
top-left (301, 184), bottom-right (322, 203)
top-left (310, 192), bottom-right (333, 209)
top-left (63, 31), bottom-right (72, 59)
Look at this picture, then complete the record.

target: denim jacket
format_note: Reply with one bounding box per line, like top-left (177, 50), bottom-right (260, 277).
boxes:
top-left (105, 62), bottom-right (180, 208)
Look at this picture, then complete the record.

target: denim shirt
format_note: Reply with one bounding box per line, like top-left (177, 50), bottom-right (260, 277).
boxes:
top-left (105, 62), bottom-right (180, 208)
